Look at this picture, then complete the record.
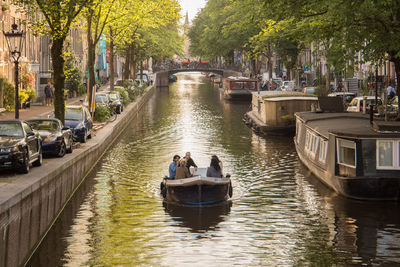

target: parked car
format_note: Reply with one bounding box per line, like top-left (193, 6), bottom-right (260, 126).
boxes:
top-left (303, 87), bottom-right (317, 95)
top-left (64, 105), bottom-right (93, 143)
top-left (27, 118), bottom-right (73, 157)
top-left (0, 120), bottom-right (42, 173)
top-left (134, 78), bottom-right (146, 87)
top-left (347, 96), bottom-right (382, 112)
top-left (280, 80), bottom-right (295, 91)
top-left (136, 73), bottom-right (150, 85)
top-left (328, 92), bottom-right (356, 106)
top-left (106, 91), bottom-right (124, 114)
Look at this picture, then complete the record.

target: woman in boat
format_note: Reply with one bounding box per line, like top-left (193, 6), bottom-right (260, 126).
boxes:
top-left (175, 159), bottom-right (192, 179)
top-left (206, 155), bottom-right (223, 178)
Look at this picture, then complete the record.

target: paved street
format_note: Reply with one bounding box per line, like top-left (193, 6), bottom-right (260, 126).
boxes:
top-left (0, 96), bottom-right (84, 121)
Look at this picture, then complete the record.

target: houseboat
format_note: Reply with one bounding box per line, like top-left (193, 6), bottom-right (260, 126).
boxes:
top-left (244, 91), bottom-right (318, 135)
top-left (161, 168), bottom-right (232, 205)
top-left (222, 76), bottom-right (258, 100)
top-left (295, 111), bottom-right (400, 201)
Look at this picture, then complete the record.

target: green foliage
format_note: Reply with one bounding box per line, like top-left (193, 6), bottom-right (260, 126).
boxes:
top-left (115, 87), bottom-right (131, 106)
top-left (65, 48), bottom-right (84, 93)
top-left (19, 89), bottom-right (30, 104)
top-left (94, 104), bottom-right (110, 122)
top-left (1, 78), bottom-right (15, 111)
top-left (281, 114), bottom-right (295, 121)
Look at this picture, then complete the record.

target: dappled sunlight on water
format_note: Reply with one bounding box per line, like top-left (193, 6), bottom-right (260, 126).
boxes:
top-left (28, 72), bottom-right (400, 267)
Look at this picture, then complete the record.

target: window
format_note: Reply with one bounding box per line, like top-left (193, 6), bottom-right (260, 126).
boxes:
top-left (305, 130), bottom-right (320, 159)
top-left (337, 138), bottom-right (356, 168)
top-left (319, 139), bottom-right (328, 164)
top-left (376, 140), bottom-right (400, 169)
top-left (296, 119), bottom-right (302, 144)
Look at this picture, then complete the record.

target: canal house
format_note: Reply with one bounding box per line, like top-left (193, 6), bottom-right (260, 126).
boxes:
top-left (295, 110), bottom-right (400, 201)
top-left (244, 91), bottom-right (318, 134)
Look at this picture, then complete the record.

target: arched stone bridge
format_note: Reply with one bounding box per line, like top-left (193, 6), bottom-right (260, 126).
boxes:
top-left (155, 68), bottom-right (240, 87)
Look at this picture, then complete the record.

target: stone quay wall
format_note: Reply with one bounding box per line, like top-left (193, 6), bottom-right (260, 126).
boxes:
top-left (0, 85), bottom-right (155, 267)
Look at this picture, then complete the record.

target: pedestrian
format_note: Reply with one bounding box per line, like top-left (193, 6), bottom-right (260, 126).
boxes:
top-left (44, 81), bottom-right (54, 106)
top-left (169, 154), bottom-right (180, 179)
top-left (387, 84), bottom-right (396, 100)
top-left (184, 152), bottom-right (198, 175)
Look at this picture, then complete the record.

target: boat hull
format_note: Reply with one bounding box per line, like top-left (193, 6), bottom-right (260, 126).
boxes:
top-left (295, 139), bottom-right (400, 201)
top-left (162, 177), bottom-right (232, 205)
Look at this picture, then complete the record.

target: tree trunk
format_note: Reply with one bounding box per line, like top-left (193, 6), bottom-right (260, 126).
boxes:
top-left (109, 27), bottom-right (115, 91)
top-left (325, 63), bottom-right (331, 95)
top-left (51, 38), bottom-right (66, 124)
top-left (130, 45), bottom-right (136, 79)
top-left (123, 46), bottom-right (130, 80)
top-left (87, 13), bottom-right (96, 115)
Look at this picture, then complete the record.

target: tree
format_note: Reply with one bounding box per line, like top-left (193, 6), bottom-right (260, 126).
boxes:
top-left (16, 0), bottom-right (89, 123)
top-left (81, 0), bottom-right (115, 112)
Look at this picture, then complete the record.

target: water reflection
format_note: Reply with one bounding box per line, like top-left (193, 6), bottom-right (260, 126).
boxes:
top-left (163, 201), bottom-right (232, 232)
top-left (296, 164), bottom-right (400, 266)
top-left (27, 72), bottom-right (400, 266)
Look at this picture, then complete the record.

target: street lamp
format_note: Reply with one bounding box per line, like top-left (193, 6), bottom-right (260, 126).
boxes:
top-left (3, 23), bottom-right (25, 119)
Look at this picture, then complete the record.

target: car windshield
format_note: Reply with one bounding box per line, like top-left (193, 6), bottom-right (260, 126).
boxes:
top-left (0, 122), bottom-right (24, 137)
top-left (29, 120), bottom-right (59, 131)
top-left (96, 95), bottom-right (108, 103)
top-left (108, 93), bottom-right (119, 101)
top-left (65, 108), bottom-right (83, 121)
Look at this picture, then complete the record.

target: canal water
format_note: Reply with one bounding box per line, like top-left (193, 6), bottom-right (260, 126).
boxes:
top-left (28, 73), bottom-right (400, 266)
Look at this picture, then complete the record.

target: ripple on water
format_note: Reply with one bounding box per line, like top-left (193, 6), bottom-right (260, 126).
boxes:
top-left (26, 72), bottom-right (400, 267)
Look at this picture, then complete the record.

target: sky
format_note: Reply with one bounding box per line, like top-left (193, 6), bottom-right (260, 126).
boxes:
top-left (179, 0), bottom-right (207, 22)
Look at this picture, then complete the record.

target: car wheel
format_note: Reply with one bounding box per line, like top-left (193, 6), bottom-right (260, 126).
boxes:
top-left (117, 106), bottom-right (121, 114)
top-left (33, 148), bottom-right (42, 167)
top-left (19, 149), bottom-right (30, 174)
top-left (57, 141), bottom-right (66, 157)
top-left (66, 137), bottom-right (73, 153)
top-left (87, 130), bottom-right (92, 139)
top-left (81, 131), bottom-right (87, 143)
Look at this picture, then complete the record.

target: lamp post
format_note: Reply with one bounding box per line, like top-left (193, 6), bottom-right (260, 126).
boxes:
top-left (3, 23), bottom-right (25, 119)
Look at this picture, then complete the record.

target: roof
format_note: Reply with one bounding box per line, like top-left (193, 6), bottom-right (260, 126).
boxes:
top-left (328, 92), bottom-right (356, 96)
top-left (296, 112), bottom-right (400, 138)
top-left (225, 76), bottom-right (257, 82)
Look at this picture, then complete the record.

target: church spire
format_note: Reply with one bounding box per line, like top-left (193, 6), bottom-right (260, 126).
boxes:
top-left (184, 10), bottom-right (189, 25)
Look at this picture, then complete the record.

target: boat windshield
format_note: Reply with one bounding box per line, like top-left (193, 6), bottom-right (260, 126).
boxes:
top-left (0, 122), bottom-right (24, 137)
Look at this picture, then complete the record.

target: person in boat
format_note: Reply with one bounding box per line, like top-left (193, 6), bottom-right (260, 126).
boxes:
top-left (175, 159), bottom-right (192, 179)
top-left (206, 155), bottom-right (223, 178)
top-left (169, 155), bottom-right (180, 179)
top-left (184, 152), bottom-right (198, 175)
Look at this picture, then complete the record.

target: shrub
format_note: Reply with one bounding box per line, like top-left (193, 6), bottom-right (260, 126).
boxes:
top-left (19, 89), bottom-right (30, 105)
top-left (3, 80), bottom-right (15, 111)
top-left (94, 104), bottom-right (110, 122)
top-left (116, 88), bottom-right (131, 106)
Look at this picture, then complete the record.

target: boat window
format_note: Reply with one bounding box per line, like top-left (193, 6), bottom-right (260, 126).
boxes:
top-left (296, 119), bottom-right (302, 144)
top-left (305, 130), bottom-right (319, 159)
top-left (319, 139), bottom-right (328, 164)
top-left (231, 82), bottom-right (243, 90)
top-left (337, 138), bottom-right (356, 168)
top-left (376, 140), bottom-right (400, 169)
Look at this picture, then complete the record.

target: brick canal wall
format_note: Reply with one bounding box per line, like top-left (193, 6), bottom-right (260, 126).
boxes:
top-left (0, 85), bottom-right (155, 267)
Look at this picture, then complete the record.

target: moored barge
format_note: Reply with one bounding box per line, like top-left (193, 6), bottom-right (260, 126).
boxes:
top-left (295, 111), bottom-right (400, 200)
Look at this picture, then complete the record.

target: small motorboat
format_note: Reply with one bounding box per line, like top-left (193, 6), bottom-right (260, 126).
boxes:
top-left (160, 168), bottom-right (232, 205)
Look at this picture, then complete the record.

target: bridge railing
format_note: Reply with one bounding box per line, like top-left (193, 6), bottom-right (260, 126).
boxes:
top-left (153, 63), bottom-right (242, 73)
